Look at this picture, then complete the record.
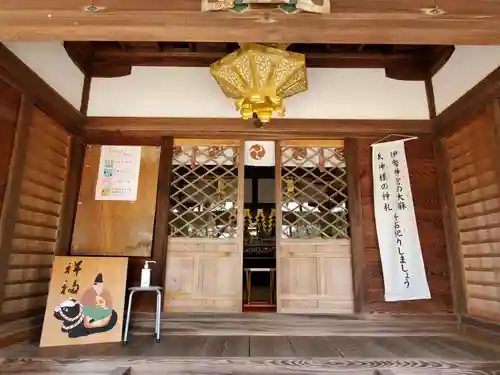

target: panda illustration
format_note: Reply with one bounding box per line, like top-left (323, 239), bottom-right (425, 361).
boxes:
top-left (53, 299), bottom-right (118, 338)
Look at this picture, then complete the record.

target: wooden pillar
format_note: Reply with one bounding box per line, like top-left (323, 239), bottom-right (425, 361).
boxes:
top-left (433, 135), bottom-right (467, 315)
top-left (150, 137), bottom-right (174, 295)
top-left (344, 138), bottom-right (366, 314)
top-left (487, 99), bottom-right (500, 183)
top-left (425, 77), bottom-right (437, 119)
top-left (493, 98), bottom-right (500, 127)
top-left (0, 95), bottom-right (32, 305)
top-left (274, 140), bottom-right (283, 313)
top-left (80, 75), bottom-right (91, 116)
top-left (55, 136), bottom-right (86, 256)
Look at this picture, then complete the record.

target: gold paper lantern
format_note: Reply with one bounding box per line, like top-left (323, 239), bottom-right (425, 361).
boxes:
top-left (210, 43), bottom-right (308, 123)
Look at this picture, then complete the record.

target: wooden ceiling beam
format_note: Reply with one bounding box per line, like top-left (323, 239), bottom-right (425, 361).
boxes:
top-left (84, 117), bottom-right (433, 141)
top-left (2, 0), bottom-right (500, 15)
top-left (0, 8), bottom-right (499, 45)
top-left (64, 42), bottom-right (454, 81)
top-left (88, 49), bottom-right (410, 74)
top-left (385, 46), bottom-right (455, 81)
top-left (63, 41), bottom-right (94, 76)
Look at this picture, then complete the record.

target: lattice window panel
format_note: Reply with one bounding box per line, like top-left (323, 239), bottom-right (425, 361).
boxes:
top-left (281, 146), bottom-right (349, 239)
top-left (169, 144), bottom-right (239, 238)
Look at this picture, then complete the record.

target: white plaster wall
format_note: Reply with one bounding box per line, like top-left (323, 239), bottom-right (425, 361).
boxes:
top-left (4, 41), bottom-right (85, 109)
top-left (433, 46), bottom-right (500, 114)
top-left (88, 66), bottom-right (429, 119)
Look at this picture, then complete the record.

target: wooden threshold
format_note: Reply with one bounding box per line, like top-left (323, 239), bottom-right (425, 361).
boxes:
top-left (127, 313), bottom-right (459, 336)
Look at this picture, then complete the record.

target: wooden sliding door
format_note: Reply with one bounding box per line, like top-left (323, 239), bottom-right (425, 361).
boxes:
top-left (276, 141), bottom-right (354, 314)
top-left (164, 141), bottom-right (244, 312)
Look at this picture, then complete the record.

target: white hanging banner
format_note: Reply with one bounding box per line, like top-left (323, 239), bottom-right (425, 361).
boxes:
top-left (95, 145), bottom-right (142, 201)
top-left (244, 141), bottom-right (275, 166)
top-left (371, 139), bottom-right (430, 301)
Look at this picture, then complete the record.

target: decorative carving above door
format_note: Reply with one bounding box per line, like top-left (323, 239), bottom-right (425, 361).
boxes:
top-left (201, 0), bottom-right (330, 14)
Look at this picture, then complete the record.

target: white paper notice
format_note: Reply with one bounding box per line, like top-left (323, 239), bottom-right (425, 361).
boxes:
top-left (371, 139), bottom-right (431, 301)
top-left (95, 146), bottom-right (142, 201)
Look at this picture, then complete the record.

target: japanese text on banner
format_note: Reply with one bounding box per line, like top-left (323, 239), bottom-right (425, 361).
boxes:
top-left (372, 139), bottom-right (430, 301)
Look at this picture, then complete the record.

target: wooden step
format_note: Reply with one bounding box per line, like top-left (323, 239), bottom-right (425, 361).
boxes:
top-left (128, 313), bottom-right (459, 336)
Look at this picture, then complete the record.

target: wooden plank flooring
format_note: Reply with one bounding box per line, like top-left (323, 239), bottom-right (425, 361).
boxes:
top-left (2, 334), bottom-right (498, 360)
top-left (0, 334), bottom-right (500, 374)
top-left (1, 357), bottom-right (500, 375)
top-left (1, 314), bottom-right (500, 374)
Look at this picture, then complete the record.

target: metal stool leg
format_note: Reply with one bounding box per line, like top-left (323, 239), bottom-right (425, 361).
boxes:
top-left (246, 269), bottom-right (251, 305)
top-left (123, 290), bottom-right (135, 344)
top-left (155, 290), bottom-right (161, 343)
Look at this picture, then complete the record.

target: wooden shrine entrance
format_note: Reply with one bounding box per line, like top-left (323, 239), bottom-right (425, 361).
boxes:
top-left (164, 140), bottom-right (243, 312)
top-left (163, 139), bottom-right (354, 314)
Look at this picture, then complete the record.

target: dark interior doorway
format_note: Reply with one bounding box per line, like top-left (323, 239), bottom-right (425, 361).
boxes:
top-left (242, 166), bottom-right (277, 312)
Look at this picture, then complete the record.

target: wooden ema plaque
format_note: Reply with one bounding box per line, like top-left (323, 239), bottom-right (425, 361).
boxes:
top-left (40, 256), bottom-right (128, 348)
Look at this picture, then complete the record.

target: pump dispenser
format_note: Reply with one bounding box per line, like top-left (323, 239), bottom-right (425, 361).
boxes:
top-left (140, 260), bottom-right (156, 287)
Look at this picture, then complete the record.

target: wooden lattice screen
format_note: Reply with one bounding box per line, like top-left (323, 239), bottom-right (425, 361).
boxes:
top-left (169, 143), bottom-right (239, 238)
top-left (445, 111), bottom-right (500, 321)
top-left (165, 140), bottom-right (243, 312)
top-left (277, 141), bottom-right (353, 314)
top-left (280, 145), bottom-right (349, 239)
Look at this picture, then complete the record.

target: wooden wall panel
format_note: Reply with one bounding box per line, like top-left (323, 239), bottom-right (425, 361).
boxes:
top-left (445, 108), bottom-right (500, 322)
top-left (278, 239), bottom-right (354, 314)
top-left (72, 145), bottom-right (163, 313)
top-left (359, 135), bottom-right (453, 314)
top-left (72, 145), bottom-right (160, 258)
top-left (0, 44), bottom-right (85, 347)
top-left (0, 106), bottom-right (71, 346)
top-left (0, 78), bottom-right (20, 215)
top-left (164, 238), bottom-right (242, 312)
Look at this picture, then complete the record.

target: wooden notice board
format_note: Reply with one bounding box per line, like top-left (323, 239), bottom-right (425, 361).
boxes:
top-left (72, 145), bottom-right (161, 257)
top-left (40, 256), bottom-right (128, 348)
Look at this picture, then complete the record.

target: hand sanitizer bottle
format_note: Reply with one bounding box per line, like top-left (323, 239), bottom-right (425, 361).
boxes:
top-left (141, 260), bottom-right (156, 288)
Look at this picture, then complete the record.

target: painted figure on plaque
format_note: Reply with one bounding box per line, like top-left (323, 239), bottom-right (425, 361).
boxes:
top-left (53, 273), bottom-right (118, 338)
top-left (201, 0), bottom-right (330, 14)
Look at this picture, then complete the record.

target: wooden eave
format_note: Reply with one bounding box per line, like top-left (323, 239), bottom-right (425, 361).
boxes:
top-left (64, 42), bottom-right (454, 81)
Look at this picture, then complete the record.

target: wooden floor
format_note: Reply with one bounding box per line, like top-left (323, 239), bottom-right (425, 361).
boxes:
top-left (2, 333), bottom-right (500, 359)
top-left (1, 334), bottom-right (500, 374)
top-left (1, 314), bottom-right (500, 374)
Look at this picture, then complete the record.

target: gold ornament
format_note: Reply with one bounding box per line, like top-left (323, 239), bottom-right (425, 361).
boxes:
top-left (244, 209), bottom-right (254, 225)
top-left (265, 209), bottom-right (276, 234)
top-left (210, 43), bottom-right (307, 123)
top-left (256, 208), bottom-right (265, 232)
top-left (285, 179), bottom-right (295, 195)
top-left (217, 179), bottom-right (225, 200)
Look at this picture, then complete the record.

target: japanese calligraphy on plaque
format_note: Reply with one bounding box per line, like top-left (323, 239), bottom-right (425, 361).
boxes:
top-left (40, 256), bottom-right (128, 347)
top-left (371, 139), bottom-right (430, 301)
